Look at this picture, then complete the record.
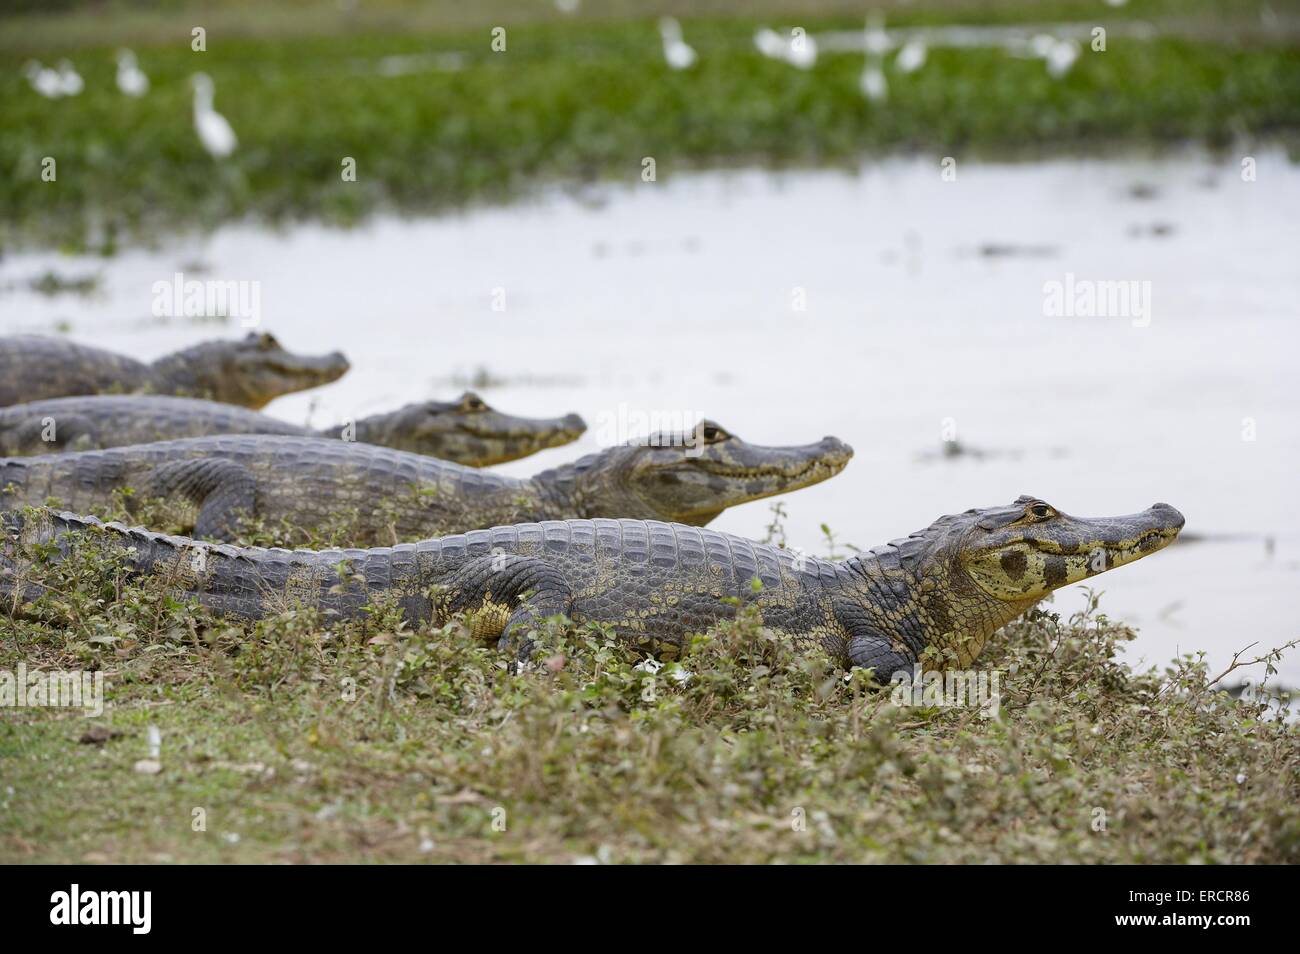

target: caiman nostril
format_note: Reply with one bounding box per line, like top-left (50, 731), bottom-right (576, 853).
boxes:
top-left (1150, 503), bottom-right (1185, 529)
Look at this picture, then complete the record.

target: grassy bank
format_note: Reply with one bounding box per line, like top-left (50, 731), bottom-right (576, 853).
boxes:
top-left (1, 517), bottom-right (1297, 864)
top-left (2, 0), bottom-right (1299, 249)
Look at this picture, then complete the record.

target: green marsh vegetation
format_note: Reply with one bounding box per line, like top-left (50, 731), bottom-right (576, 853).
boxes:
top-left (2, 0), bottom-right (1298, 249)
top-left (1, 506), bottom-right (1297, 863)
top-left (3, 0), bottom-right (1299, 864)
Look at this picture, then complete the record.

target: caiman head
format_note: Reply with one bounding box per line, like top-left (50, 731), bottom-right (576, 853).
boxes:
top-left (357, 391), bottom-right (586, 466)
top-left (158, 332), bottom-right (350, 408)
top-left (955, 496), bottom-right (1184, 601)
top-left (857, 496), bottom-right (1185, 673)
top-left (543, 420), bottom-right (853, 525)
top-left (889, 495), bottom-right (1185, 622)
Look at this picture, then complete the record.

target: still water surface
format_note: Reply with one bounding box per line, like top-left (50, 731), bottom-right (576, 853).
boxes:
top-left (3, 151), bottom-right (1297, 681)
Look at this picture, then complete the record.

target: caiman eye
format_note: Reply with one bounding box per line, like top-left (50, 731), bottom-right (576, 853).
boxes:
top-left (459, 393), bottom-right (486, 412)
top-left (1028, 503), bottom-right (1054, 519)
top-left (699, 423), bottom-right (728, 443)
top-left (257, 333), bottom-right (279, 350)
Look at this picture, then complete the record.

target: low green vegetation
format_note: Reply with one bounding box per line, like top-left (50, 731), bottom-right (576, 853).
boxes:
top-left (1, 511), bottom-right (1297, 863)
top-left (2, 0), bottom-right (1298, 249)
top-left (3, 0), bottom-right (1299, 864)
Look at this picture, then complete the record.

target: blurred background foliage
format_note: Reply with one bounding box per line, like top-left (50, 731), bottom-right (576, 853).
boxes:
top-left (2, 0), bottom-right (1297, 249)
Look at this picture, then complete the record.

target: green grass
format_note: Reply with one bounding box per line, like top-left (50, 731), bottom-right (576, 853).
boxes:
top-left (2, 0), bottom-right (1299, 249)
top-left (1, 516), bottom-right (1298, 864)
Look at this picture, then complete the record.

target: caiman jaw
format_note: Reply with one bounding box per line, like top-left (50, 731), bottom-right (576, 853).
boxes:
top-left (239, 349), bottom-right (349, 406)
top-left (633, 432), bottom-right (854, 524)
top-left (459, 412), bottom-right (587, 463)
top-left (961, 499), bottom-right (1185, 601)
top-left (694, 440), bottom-right (853, 485)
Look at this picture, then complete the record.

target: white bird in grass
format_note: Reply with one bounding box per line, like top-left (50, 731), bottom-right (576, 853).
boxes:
top-left (116, 49), bottom-right (149, 97)
top-left (1045, 39), bottom-right (1080, 78)
top-left (56, 60), bottom-right (83, 96)
top-left (753, 28), bottom-right (784, 59)
top-left (895, 38), bottom-right (927, 74)
top-left (658, 17), bottom-right (697, 70)
top-left (860, 16), bottom-right (889, 102)
top-left (1029, 34), bottom-right (1057, 58)
top-left (191, 72), bottom-right (238, 158)
top-left (863, 14), bottom-right (891, 57)
top-left (786, 31), bottom-right (818, 70)
top-left (860, 63), bottom-right (888, 102)
top-left (23, 61), bottom-right (63, 98)
top-left (1023, 33), bottom-right (1079, 79)
top-left (753, 26), bottom-right (816, 68)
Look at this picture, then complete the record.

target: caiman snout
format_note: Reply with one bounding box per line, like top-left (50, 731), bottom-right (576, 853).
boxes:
top-left (819, 436), bottom-right (853, 464)
top-left (1149, 502), bottom-right (1185, 531)
top-left (312, 351), bottom-right (350, 377)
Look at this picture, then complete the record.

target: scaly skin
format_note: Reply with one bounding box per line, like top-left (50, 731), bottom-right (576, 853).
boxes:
top-left (0, 497), bottom-right (1184, 681)
top-left (0, 422), bottom-right (852, 543)
top-left (0, 393), bottom-right (586, 466)
top-left (0, 332), bottom-right (348, 409)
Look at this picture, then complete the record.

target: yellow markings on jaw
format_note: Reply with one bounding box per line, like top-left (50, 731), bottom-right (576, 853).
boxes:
top-left (970, 544), bottom-right (1093, 598)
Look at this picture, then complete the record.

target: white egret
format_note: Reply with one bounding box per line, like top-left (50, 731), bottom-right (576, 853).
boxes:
top-left (860, 16), bottom-right (889, 102)
top-left (864, 15), bottom-right (891, 57)
top-left (860, 65), bottom-right (888, 101)
top-left (658, 17), bottom-right (697, 70)
top-left (754, 26), bottom-right (816, 68)
top-left (116, 49), bottom-right (149, 97)
top-left (753, 28), bottom-right (784, 59)
top-left (23, 61), bottom-right (63, 98)
top-left (191, 72), bottom-right (238, 158)
top-left (1029, 34), bottom-right (1060, 57)
top-left (56, 60), bottom-right (83, 96)
top-left (1029, 34), bottom-right (1057, 58)
top-left (1045, 39), bottom-right (1080, 78)
top-left (895, 39), bottom-right (927, 73)
top-left (786, 32), bottom-right (818, 69)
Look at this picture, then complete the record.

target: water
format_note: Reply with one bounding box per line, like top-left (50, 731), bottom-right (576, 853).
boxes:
top-left (3, 151), bottom-right (1298, 682)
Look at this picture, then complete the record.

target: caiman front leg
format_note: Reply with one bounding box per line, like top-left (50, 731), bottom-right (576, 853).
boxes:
top-left (441, 554), bottom-right (574, 665)
top-left (835, 600), bottom-right (917, 685)
top-left (144, 458), bottom-right (257, 540)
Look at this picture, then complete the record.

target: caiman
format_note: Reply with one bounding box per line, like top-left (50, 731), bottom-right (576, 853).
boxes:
top-left (0, 393), bottom-right (586, 466)
top-left (0, 332), bottom-right (348, 409)
top-left (0, 497), bottom-right (1184, 681)
top-left (0, 422), bottom-right (852, 543)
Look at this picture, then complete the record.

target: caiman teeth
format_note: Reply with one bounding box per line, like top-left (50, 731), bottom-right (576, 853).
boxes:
top-left (698, 458), bottom-right (845, 482)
